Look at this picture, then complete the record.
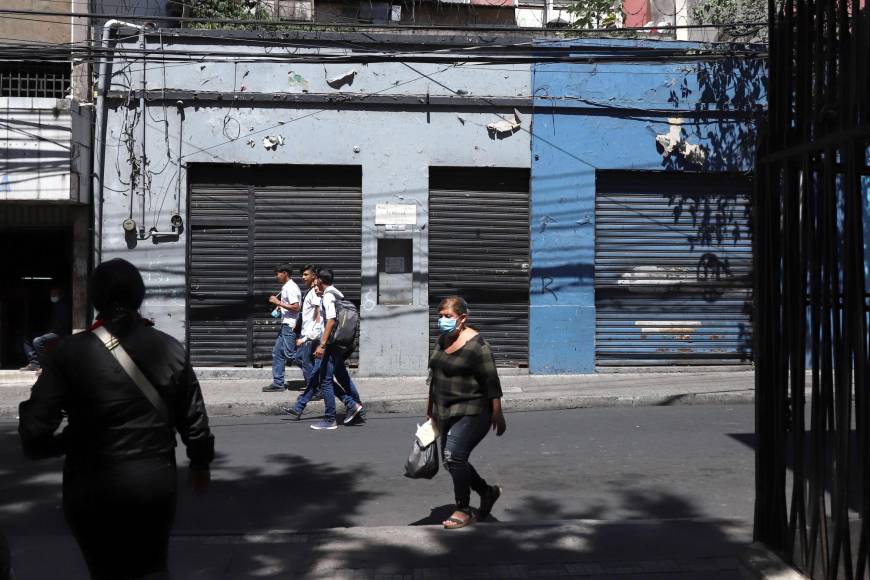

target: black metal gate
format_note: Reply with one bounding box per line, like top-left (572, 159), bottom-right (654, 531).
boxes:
top-left (188, 165), bottom-right (362, 367)
top-left (428, 167), bottom-right (530, 366)
top-left (595, 171), bottom-right (753, 366)
top-left (754, 1), bottom-right (870, 577)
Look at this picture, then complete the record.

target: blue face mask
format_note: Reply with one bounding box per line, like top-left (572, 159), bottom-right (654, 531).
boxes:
top-left (271, 308), bottom-right (281, 319)
top-left (438, 317), bottom-right (458, 334)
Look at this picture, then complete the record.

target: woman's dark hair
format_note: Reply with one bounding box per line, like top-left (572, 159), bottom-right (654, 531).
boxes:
top-left (90, 259), bottom-right (145, 329)
top-left (274, 263), bottom-right (293, 276)
top-left (316, 267), bottom-right (334, 285)
top-left (438, 296), bottom-right (469, 317)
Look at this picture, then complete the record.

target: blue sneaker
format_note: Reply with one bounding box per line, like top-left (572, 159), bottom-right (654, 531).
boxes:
top-left (310, 419), bottom-right (337, 430)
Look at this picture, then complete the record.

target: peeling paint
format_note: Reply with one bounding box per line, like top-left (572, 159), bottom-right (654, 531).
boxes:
top-left (262, 135), bottom-right (285, 150)
top-left (326, 69), bottom-right (358, 90)
top-left (486, 109), bottom-right (522, 139)
top-left (288, 71), bottom-right (310, 92)
top-left (655, 117), bottom-right (707, 166)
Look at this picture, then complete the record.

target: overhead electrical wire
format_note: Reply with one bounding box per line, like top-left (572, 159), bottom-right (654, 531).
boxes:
top-left (0, 7), bottom-right (769, 34)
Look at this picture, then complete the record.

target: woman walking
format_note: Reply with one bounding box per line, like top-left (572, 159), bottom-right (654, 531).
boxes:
top-left (427, 296), bottom-right (507, 530)
top-left (19, 258), bottom-right (214, 579)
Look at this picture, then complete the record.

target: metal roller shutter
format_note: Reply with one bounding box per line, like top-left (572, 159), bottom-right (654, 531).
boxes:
top-left (189, 185), bottom-right (253, 366)
top-left (253, 174), bottom-right (362, 366)
top-left (188, 165), bottom-right (362, 367)
top-left (429, 167), bottom-right (530, 367)
top-left (594, 171), bottom-right (753, 366)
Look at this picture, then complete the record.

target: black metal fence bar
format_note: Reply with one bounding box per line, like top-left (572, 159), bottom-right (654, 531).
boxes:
top-left (754, 0), bottom-right (870, 577)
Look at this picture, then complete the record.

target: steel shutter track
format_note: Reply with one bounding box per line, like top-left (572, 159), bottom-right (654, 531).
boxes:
top-left (429, 168), bottom-right (530, 367)
top-left (594, 172), bottom-right (753, 366)
top-left (188, 166), bottom-right (362, 367)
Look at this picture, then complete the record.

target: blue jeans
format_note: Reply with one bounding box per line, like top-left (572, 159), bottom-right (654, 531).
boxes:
top-left (293, 339), bottom-right (318, 384)
top-left (293, 347), bottom-right (362, 422)
top-left (440, 407), bottom-right (492, 509)
top-left (271, 325), bottom-right (298, 387)
top-left (23, 332), bottom-right (60, 368)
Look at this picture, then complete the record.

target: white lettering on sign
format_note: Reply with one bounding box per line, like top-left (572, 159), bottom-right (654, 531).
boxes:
top-left (375, 203), bottom-right (416, 225)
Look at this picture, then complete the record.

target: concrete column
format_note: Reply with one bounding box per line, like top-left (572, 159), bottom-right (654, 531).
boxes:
top-left (72, 205), bottom-right (90, 331)
top-left (70, 0), bottom-right (91, 104)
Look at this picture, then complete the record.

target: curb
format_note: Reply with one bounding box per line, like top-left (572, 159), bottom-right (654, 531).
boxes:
top-left (0, 386), bottom-right (758, 420)
top-left (199, 389), bottom-right (757, 417)
top-left (739, 542), bottom-right (809, 580)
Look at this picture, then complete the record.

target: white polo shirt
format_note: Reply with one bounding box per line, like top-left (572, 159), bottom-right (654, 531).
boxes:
top-left (300, 288), bottom-right (323, 340)
top-left (279, 279), bottom-right (301, 326)
top-left (321, 286), bottom-right (343, 321)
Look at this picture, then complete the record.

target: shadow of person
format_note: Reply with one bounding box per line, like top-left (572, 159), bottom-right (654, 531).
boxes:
top-left (410, 503), bottom-right (504, 526)
top-left (409, 504), bottom-right (456, 526)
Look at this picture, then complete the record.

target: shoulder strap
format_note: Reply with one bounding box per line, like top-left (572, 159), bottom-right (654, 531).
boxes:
top-left (93, 326), bottom-right (170, 423)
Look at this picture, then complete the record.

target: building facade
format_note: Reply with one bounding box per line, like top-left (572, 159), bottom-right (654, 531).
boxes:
top-left (0, 0), bottom-right (93, 369)
top-left (94, 29), bottom-right (765, 375)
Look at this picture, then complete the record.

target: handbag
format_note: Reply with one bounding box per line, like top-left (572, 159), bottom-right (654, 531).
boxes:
top-left (92, 325), bottom-right (170, 422)
top-left (403, 419), bottom-right (440, 479)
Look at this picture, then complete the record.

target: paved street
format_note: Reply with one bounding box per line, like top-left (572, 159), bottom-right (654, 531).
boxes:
top-left (1, 404), bottom-right (755, 578)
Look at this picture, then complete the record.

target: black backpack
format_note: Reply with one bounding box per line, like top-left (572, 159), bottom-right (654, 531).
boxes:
top-left (324, 288), bottom-right (359, 353)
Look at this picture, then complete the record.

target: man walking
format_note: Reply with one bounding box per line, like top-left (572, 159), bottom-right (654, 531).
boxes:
top-left (263, 264), bottom-right (301, 392)
top-left (293, 264), bottom-right (322, 390)
top-left (284, 267), bottom-right (364, 429)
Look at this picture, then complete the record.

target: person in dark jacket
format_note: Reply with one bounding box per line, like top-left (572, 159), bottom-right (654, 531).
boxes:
top-left (426, 296), bottom-right (506, 530)
top-left (18, 258), bottom-right (214, 580)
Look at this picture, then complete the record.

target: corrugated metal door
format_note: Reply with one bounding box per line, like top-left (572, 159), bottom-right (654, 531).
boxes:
top-left (252, 170), bottom-right (362, 365)
top-left (188, 166), bottom-right (362, 367)
top-left (595, 172), bottom-right (752, 366)
top-left (429, 167), bottom-right (530, 366)
top-left (189, 185), bottom-right (253, 366)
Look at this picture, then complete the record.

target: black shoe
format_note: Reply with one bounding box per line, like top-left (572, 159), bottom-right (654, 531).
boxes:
top-left (343, 403), bottom-right (364, 426)
top-left (282, 406), bottom-right (302, 420)
top-left (19, 363), bottom-right (39, 372)
top-left (262, 384), bottom-right (284, 392)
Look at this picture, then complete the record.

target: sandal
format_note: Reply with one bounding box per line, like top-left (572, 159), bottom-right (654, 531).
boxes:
top-left (443, 508), bottom-right (478, 530)
top-left (478, 485), bottom-right (502, 519)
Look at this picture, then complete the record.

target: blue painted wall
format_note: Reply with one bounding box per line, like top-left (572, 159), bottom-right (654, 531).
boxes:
top-left (529, 39), bottom-right (766, 373)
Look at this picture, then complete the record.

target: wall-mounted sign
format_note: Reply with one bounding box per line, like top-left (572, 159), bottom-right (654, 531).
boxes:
top-left (375, 203), bottom-right (416, 225)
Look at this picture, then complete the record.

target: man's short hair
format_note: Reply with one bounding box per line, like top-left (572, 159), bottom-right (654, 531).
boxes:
top-left (316, 267), bottom-right (334, 285)
top-left (301, 263), bottom-right (317, 275)
top-left (274, 263), bottom-right (293, 276)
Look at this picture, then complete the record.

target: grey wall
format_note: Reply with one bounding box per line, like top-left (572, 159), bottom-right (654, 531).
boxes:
top-left (97, 35), bottom-right (531, 374)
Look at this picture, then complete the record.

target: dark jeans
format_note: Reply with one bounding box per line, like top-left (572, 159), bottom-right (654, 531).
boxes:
top-left (293, 338), bottom-right (318, 384)
top-left (23, 332), bottom-right (60, 368)
top-left (440, 406), bottom-right (493, 510)
top-left (292, 347), bottom-right (361, 422)
top-left (271, 325), bottom-right (298, 387)
top-left (63, 454), bottom-right (177, 580)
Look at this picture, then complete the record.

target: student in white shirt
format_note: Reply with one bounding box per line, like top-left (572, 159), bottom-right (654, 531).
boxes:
top-left (293, 264), bottom-right (323, 384)
top-left (284, 267), bottom-right (364, 430)
top-left (263, 263), bottom-right (301, 392)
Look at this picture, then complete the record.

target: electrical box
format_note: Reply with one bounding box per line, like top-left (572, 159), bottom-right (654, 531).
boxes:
top-left (377, 238), bottom-right (412, 305)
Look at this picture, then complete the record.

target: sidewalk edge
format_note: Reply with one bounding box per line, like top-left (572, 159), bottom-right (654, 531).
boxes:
top-left (739, 542), bottom-right (810, 580)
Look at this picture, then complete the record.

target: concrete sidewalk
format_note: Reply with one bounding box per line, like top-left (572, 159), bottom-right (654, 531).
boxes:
top-left (0, 367), bottom-right (758, 418)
